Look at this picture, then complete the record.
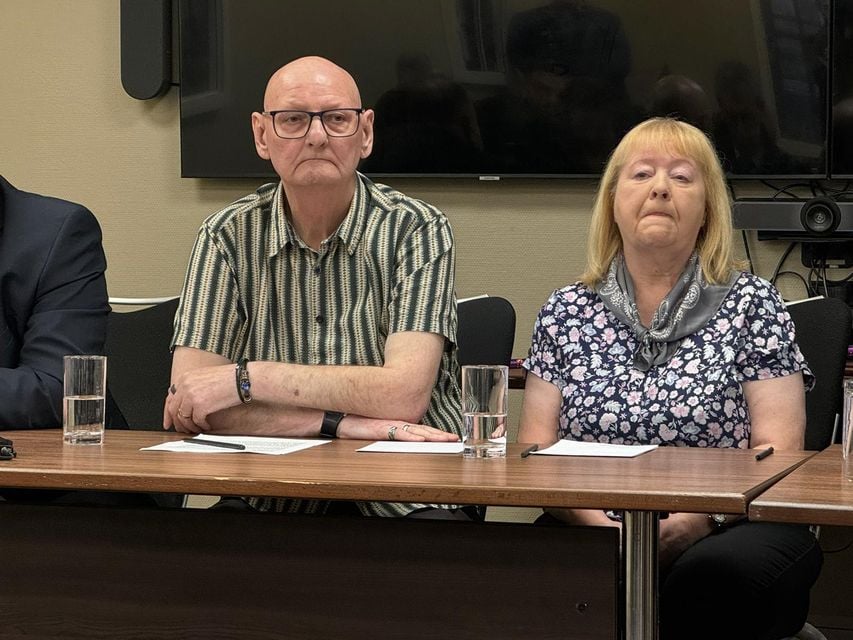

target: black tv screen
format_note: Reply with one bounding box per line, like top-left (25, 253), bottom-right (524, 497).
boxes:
top-left (179, 0), bottom-right (831, 179)
top-left (832, 0), bottom-right (853, 177)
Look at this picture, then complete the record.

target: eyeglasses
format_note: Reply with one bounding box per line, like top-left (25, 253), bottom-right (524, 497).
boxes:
top-left (263, 108), bottom-right (364, 139)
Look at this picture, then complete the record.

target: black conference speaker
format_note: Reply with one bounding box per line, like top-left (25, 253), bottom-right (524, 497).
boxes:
top-left (120, 0), bottom-right (171, 100)
top-left (733, 198), bottom-right (853, 239)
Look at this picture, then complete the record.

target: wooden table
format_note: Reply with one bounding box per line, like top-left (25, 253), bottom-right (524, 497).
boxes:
top-left (0, 430), bottom-right (813, 640)
top-left (748, 445), bottom-right (853, 634)
top-left (749, 445), bottom-right (853, 526)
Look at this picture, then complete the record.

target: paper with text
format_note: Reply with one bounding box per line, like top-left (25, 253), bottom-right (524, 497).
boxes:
top-left (142, 434), bottom-right (331, 455)
top-left (533, 440), bottom-right (657, 458)
top-left (357, 441), bottom-right (464, 454)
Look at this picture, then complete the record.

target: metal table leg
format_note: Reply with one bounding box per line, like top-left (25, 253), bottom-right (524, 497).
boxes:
top-left (623, 510), bottom-right (659, 640)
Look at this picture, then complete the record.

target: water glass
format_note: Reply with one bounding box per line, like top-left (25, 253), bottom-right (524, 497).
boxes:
top-left (462, 365), bottom-right (508, 458)
top-left (843, 380), bottom-right (853, 480)
top-left (63, 355), bottom-right (107, 445)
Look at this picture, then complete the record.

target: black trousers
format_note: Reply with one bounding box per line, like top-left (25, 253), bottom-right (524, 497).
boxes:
top-left (535, 513), bottom-right (822, 639)
top-left (660, 521), bottom-right (822, 640)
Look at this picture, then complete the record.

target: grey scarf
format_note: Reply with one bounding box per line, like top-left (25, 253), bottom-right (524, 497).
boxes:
top-left (595, 253), bottom-right (736, 372)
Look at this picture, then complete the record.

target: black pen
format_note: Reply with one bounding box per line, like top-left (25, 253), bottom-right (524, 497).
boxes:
top-left (755, 446), bottom-right (774, 461)
top-left (520, 444), bottom-right (539, 458)
top-left (183, 438), bottom-right (246, 451)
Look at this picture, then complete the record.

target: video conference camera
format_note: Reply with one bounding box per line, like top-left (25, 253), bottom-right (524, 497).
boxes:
top-left (733, 197), bottom-right (853, 239)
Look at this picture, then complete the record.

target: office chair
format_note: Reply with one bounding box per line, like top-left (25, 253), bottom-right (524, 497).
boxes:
top-left (105, 296), bottom-right (183, 508)
top-left (105, 297), bottom-right (179, 430)
top-left (784, 297), bottom-right (852, 640)
top-left (786, 296), bottom-right (852, 451)
top-left (457, 296), bottom-right (516, 366)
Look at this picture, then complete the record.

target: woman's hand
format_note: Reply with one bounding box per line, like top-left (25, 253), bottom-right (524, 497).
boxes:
top-left (658, 512), bottom-right (715, 571)
top-left (546, 508), bottom-right (623, 528)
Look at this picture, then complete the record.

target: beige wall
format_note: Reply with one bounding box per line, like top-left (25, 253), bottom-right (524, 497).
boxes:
top-left (0, 1), bottom-right (804, 433)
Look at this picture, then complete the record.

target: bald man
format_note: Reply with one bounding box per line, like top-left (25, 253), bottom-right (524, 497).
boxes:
top-left (165, 57), bottom-right (464, 517)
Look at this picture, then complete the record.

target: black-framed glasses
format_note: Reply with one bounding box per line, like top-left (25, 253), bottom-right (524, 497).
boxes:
top-left (263, 108), bottom-right (364, 139)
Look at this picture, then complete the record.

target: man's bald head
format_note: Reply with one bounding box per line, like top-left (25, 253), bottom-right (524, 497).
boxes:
top-left (263, 56), bottom-right (362, 111)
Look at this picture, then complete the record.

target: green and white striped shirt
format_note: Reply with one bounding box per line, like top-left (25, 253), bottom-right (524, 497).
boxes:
top-left (173, 173), bottom-right (462, 516)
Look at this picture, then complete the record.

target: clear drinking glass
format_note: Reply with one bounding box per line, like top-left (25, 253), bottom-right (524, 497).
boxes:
top-left (462, 365), bottom-right (508, 459)
top-left (63, 355), bottom-right (107, 445)
top-left (843, 379), bottom-right (853, 480)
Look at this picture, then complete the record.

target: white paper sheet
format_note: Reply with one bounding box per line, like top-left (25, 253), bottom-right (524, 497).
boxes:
top-left (141, 434), bottom-right (332, 455)
top-left (357, 441), bottom-right (464, 454)
top-left (532, 440), bottom-right (657, 458)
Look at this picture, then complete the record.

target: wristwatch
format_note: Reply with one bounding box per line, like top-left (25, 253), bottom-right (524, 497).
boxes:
top-left (320, 411), bottom-right (346, 439)
top-left (235, 358), bottom-right (252, 404)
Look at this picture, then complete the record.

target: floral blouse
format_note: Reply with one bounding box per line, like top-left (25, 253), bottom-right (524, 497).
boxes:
top-left (524, 272), bottom-right (813, 448)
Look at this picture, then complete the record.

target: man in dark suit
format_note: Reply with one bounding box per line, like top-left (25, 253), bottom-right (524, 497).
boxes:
top-left (0, 175), bottom-right (109, 429)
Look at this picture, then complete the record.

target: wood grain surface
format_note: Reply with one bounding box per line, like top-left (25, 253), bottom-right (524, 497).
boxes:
top-left (750, 445), bottom-right (853, 525)
top-left (0, 430), bottom-right (813, 514)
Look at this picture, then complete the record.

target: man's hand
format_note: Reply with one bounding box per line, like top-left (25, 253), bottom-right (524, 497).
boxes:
top-left (164, 363), bottom-right (242, 433)
top-left (337, 415), bottom-right (460, 442)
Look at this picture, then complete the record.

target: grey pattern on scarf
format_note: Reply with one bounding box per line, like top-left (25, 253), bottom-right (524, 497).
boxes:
top-left (595, 253), bottom-right (737, 371)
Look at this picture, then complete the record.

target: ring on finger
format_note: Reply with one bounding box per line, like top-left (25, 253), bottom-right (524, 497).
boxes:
top-left (178, 409), bottom-right (190, 419)
top-left (402, 424), bottom-right (411, 432)
top-left (388, 425), bottom-right (398, 441)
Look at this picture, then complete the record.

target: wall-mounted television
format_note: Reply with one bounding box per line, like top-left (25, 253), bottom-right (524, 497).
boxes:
top-left (179, 0), bottom-right (838, 180)
top-left (831, 0), bottom-right (853, 177)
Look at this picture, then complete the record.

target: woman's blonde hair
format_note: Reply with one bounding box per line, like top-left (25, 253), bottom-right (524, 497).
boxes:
top-left (580, 117), bottom-right (741, 287)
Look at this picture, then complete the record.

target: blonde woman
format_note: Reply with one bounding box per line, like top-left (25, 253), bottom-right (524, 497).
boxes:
top-left (520, 118), bottom-right (821, 639)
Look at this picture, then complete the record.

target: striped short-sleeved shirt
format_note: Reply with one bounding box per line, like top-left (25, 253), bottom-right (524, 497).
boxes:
top-left (172, 173), bottom-right (462, 516)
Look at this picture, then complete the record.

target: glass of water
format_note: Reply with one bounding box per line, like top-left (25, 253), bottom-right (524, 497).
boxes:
top-left (843, 379), bottom-right (853, 480)
top-left (462, 365), bottom-right (508, 458)
top-left (63, 355), bottom-right (107, 445)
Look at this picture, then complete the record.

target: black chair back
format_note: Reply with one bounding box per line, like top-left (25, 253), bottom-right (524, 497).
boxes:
top-left (787, 297), bottom-right (852, 450)
top-left (457, 296), bottom-right (516, 366)
top-left (105, 298), bottom-right (179, 430)
top-left (104, 297), bottom-right (183, 508)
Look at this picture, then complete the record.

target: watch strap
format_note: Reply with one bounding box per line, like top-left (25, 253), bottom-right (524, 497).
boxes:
top-left (320, 411), bottom-right (346, 439)
top-left (235, 358), bottom-right (252, 404)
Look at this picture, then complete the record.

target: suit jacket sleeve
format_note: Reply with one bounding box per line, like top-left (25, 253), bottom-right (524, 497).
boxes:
top-left (0, 204), bottom-right (109, 428)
